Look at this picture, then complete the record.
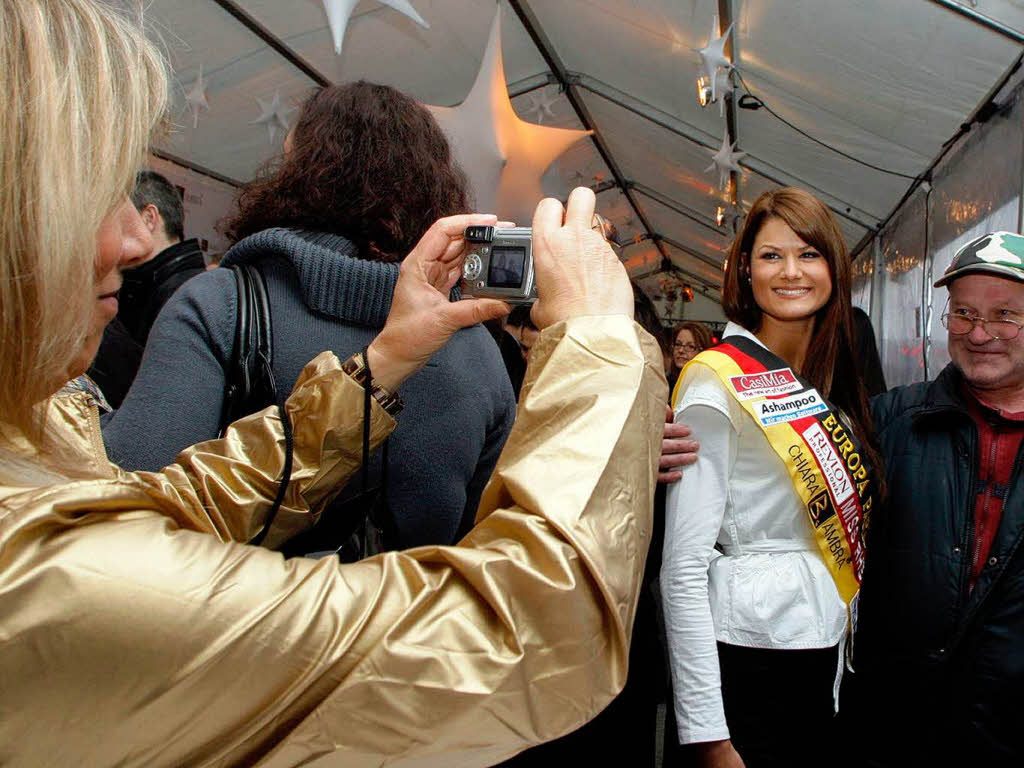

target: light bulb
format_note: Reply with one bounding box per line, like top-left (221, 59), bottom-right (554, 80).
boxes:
top-left (697, 76), bottom-right (712, 108)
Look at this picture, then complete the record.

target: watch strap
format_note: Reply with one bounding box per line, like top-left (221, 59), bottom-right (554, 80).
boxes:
top-left (341, 351), bottom-right (404, 416)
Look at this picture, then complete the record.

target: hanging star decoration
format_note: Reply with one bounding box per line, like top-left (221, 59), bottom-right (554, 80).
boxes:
top-left (698, 17), bottom-right (733, 105)
top-left (710, 68), bottom-right (732, 116)
top-left (427, 11), bottom-right (591, 224)
top-left (184, 63), bottom-right (209, 129)
top-left (524, 87), bottom-right (559, 124)
top-left (251, 91), bottom-right (292, 144)
top-left (322, 0), bottom-right (429, 56)
top-left (706, 129), bottom-right (746, 191)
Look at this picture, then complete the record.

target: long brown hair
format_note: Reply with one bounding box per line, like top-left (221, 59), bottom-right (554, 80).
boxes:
top-left (723, 187), bottom-right (885, 499)
top-left (224, 82), bottom-right (470, 261)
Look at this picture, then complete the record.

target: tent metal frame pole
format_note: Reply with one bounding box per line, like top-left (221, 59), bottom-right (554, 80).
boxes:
top-left (628, 236), bottom-right (723, 291)
top-left (592, 180), bottom-right (620, 195)
top-left (869, 236), bottom-right (885, 343)
top-left (151, 149), bottom-right (243, 188)
top-left (507, 0), bottom-right (674, 274)
top-left (851, 51), bottom-right (1024, 260)
top-left (656, 234), bottom-right (726, 273)
top-left (718, 0), bottom-right (741, 213)
top-left (209, 0), bottom-right (332, 87)
top-left (630, 183), bottom-right (725, 236)
top-left (570, 73), bottom-right (878, 230)
top-left (1018, 104), bottom-right (1024, 233)
top-left (507, 73), bottom-right (558, 99)
top-left (631, 262), bottom-right (720, 297)
top-left (928, 0), bottom-right (1024, 44)
top-left (631, 262), bottom-right (719, 293)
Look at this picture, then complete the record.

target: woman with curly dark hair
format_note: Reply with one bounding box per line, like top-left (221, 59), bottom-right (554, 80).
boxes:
top-left (224, 83), bottom-right (472, 259)
top-left (104, 82), bottom-right (516, 553)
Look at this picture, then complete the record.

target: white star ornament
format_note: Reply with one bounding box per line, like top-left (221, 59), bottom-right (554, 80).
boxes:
top-left (706, 130), bottom-right (746, 191)
top-left (699, 19), bottom-right (734, 104)
top-left (252, 91), bottom-right (291, 145)
top-left (711, 68), bottom-right (732, 116)
top-left (427, 11), bottom-right (591, 224)
top-left (525, 88), bottom-right (559, 124)
top-left (322, 0), bottom-right (429, 56)
top-left (184, 63), bottom-right (209, 129)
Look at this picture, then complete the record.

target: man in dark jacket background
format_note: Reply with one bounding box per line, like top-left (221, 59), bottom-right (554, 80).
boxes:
top-left (855, 231), bottom-right (1024, 766)
top-left (88, 170), bottom-right (206, 407)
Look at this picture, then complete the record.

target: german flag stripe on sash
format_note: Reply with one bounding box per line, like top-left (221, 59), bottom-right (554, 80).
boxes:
top-left (671, 336), bottom-right (873, 607)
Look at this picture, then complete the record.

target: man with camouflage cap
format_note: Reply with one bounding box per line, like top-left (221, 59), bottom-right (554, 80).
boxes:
top-left (854, 231), bottom-right (1024, 765)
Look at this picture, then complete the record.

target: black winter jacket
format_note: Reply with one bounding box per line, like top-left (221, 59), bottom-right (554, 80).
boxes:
top-left (88, 238), bottom-right (205, 407)
top-left (854, 363), bottom-right (1024, 766)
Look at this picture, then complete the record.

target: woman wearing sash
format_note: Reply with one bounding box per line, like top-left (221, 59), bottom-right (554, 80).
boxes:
top-left (661, 187), bottom-right (885, 768)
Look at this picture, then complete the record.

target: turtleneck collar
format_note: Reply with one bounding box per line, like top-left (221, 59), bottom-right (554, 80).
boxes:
top-left (221, 228), bottom-right (398, 327)
top-left (220, 228), bottom-right (463, 328)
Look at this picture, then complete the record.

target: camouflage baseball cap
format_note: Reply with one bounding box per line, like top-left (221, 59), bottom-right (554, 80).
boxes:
top-left (934, 231), bottom-right (1024, 287)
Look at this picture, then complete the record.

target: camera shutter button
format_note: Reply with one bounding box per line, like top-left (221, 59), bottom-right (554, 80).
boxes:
top-left (463, 254), bottom-right (483, 281)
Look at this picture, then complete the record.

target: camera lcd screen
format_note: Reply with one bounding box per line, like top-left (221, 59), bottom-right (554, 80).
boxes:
top-left (488, 246), bottom-right (526, 288)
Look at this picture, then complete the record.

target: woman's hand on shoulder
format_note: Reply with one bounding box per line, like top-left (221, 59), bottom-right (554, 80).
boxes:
top-left (660, 405), bottom-right (699, 482)
top-left (368, 214), bottom-right (512, 391)
top-left (696, 739), bottom-right (746, 768)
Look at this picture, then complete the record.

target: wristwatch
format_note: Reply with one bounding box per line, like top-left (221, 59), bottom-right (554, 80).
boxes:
top-left (341, 351), bottom-right (404, 417)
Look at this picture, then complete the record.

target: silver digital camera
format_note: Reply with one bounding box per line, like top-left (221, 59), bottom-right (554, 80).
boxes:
top-left (461, 215), bottom-right (617, 304)
top-left (462, 225), bottom-right (537, 304)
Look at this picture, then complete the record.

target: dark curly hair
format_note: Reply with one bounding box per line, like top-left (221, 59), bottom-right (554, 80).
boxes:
top-left (224, 81), bottom-right (471, 261)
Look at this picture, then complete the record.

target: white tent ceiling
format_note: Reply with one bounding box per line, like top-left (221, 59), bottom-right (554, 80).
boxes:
top-left (145, 0), bottom-right (1024, 301)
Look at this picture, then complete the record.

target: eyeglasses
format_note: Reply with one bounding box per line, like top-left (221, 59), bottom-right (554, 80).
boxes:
top-left (674, 342), bottom-right (700, 352)
top-left (941, 312), bottom-right (1024, 340)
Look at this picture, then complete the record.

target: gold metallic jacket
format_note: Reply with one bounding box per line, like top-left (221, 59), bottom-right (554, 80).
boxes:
top-left (0, 316), bottom-right (665, 767)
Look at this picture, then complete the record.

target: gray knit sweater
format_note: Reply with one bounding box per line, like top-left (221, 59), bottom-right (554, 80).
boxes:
top-left (103, 228), bottom-right (516, 548)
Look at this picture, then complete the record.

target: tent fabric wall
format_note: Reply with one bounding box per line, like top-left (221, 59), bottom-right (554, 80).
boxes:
top-left (924, 84), bottom-right (1024, 377)
top-left (859, 76), bottom-right (1024, 388)
top-left (879, 189), bottom-right (928, 389)
top-left (852, 257), bottom-right (873, 317)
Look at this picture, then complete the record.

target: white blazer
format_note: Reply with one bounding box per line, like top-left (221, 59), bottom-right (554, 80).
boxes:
top-left (661, 322), bottom-right (847, 744)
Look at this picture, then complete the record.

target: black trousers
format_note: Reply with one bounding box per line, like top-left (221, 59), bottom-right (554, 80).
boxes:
top-left (718, 642), bottom-right (839, 768)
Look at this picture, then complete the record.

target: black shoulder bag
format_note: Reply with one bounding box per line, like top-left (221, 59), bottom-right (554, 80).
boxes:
top-left (218, 263), bottom-right (290, 547)
top-left (218, 263), bottom-right (393, 559)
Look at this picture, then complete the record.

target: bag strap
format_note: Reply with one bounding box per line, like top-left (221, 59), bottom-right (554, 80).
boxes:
top-left (221, 263), bottom-right (293, 547)
top-left (277, 349), bottom-right (395, 560)
top-left (221, 264), bottom-right (253, 432)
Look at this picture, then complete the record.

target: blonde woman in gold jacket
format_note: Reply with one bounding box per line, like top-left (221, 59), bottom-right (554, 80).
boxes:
top-left (0, 2), bottom-right (666, 766)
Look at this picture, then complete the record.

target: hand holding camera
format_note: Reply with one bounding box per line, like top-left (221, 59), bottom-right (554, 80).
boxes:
top-left (368, 214), bottom-right (512, 392)
top-left (371, 189), bottom-right (633, 391)
top-left (529, 187), bottom-right (634, 329)
top-left (462, 187), bottom-right (631, 328)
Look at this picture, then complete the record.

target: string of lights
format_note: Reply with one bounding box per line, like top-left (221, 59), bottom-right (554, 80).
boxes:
top-left (731, 69), bottom-right (921, 182)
